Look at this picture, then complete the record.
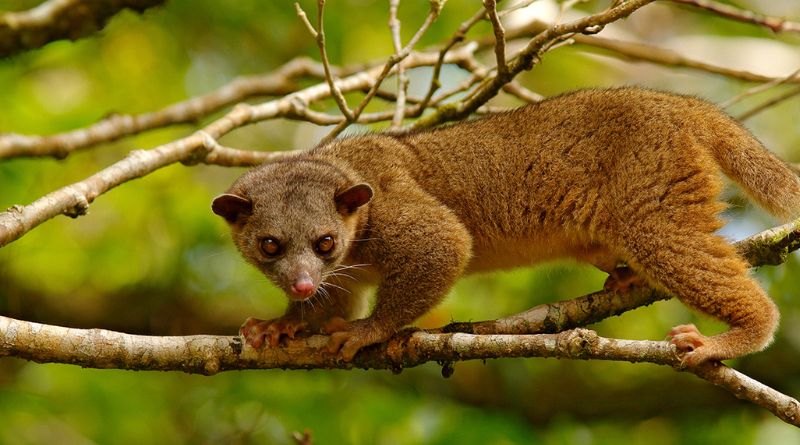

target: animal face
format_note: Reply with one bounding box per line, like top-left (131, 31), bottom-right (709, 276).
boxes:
top-left (212, 161), bottom-right (372, 301)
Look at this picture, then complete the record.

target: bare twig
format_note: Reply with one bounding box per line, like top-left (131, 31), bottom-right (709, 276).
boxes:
top-left (320, 0), bottom-right (444, 142)
top-left (670, 0), bottom-right (800, 34)
top-left (484, 0), bottom-right (508, 78)
top-left (499, 19), bottom-right (800, 87)
top-left (720, 67), bottom-right (800, 109)
top-left (0, 46), bottom-right (479, 248)
top-left (414, 0), bottom-right (655, 128)
top-left (738, 86), bottom-right (800, 121)
top-left (389, 0), bottom-right (408, 127)
top-left (0, 0), bottom-right (166, 57)
top-left (0, 57), bottom-right (329, 160)
top-left (295, 1), bottom-right (354, 120)
top-left (416, 8), bottom-right (485, 114)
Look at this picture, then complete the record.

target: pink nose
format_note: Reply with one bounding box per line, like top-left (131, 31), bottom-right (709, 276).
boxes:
top-left (290, 277), bottom-right (316, 299)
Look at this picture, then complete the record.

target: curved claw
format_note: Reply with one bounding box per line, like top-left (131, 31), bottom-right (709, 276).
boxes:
top-left (239, 316), bottom-right (308, 349)
top-left (668, 323), bottom-right (712, 367)
top-left (603, 266), bottom-right (646, 293)
top-left (323, 318), bottom-right (389, 362)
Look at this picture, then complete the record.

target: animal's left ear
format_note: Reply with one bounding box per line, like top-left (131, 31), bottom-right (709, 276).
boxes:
top-left (335, 183), bottom-right (373, 214)
top-left (212, 193), bottom-right (253, 224)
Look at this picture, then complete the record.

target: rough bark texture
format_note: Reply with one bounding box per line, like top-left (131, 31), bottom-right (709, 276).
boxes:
top-left (0, 0), bottom-right (166, 58)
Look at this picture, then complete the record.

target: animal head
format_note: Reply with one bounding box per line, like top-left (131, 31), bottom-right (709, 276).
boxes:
top-left (212, 159), bottom-right (372, 301)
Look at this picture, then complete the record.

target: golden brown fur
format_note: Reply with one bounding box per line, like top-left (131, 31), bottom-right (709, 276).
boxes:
top-left (214, 87), bottom-right (800, 364)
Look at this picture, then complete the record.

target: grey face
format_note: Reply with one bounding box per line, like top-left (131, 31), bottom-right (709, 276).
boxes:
top-left (236, 183), bottom-right (349, 300)
top-left (212, 161), bottom-right (373, 301)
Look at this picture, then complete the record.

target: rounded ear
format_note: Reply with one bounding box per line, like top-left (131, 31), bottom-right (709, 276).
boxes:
top-left (212, 193), bottom-right (253, 223)
top-left (335, 183), bottom-right (373, 214)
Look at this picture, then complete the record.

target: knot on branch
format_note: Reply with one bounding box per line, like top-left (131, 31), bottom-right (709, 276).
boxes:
top-left (582, 24), bottom-right (605, 35)
top-left (181, 131), bottom-right (216, 166)
top-left (557, 328), bottom-right (600, 359)
top-left (64, 188), bottom-right (90, 218)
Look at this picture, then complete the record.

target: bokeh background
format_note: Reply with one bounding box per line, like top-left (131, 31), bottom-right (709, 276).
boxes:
top-left (1, 0), bottom-right (799, 443)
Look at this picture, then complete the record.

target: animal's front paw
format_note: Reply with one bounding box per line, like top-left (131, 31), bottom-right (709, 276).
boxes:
top-left (239, 316), bottom-right (308, 349)
top-left (603, 266), bottom-right (646, 293)
top-left (668, 323), bottom-right (713, 367)
top-left (323, 317), bottom-right (390, 362)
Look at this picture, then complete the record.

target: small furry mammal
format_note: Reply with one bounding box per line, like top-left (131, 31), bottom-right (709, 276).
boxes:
top-left (212, 87), bottom-right (800, 365)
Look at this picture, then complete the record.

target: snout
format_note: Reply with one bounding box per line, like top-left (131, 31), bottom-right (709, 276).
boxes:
top-left (289, 271), bottom-right (317, 300)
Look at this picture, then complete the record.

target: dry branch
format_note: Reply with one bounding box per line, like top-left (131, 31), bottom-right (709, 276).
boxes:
top-left (320, 0), bottom-right (444, 142)
top-left (0, 0), bottom-right (166, 57)
top-left (2, 317), bottom-right (798, 426)
top-left (414, 0), bottom-right (655, 128)
top-left (2, 0), bottom-right (800, 428)
top-left (0, 45), bottom-right (479, 248)
top-left (502, 20), bottom-right (800, 86)
top-left (0, 57), bottom-right (327, 160)
top-left (2, 216), bottom-right (799, 424)
top-left (670, 0), bottom-right (800, 33)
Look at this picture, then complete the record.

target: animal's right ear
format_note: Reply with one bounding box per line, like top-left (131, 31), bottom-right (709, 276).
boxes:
top-left (212, 193), bottom-right (253, 224)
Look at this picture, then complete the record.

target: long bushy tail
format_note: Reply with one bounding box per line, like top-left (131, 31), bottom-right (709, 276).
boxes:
top-left (705, 116), bottom-right (800, 221)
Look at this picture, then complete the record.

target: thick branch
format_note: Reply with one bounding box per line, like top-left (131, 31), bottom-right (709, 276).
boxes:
top-left (0, 0), bottom-right (166, 58)
top-left (2, 216), bottom-right (799, 423)
top-left (2, 316), bottom-right (797, 426)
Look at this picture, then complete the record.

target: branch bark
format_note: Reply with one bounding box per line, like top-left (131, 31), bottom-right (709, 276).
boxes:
top-left (669, 0), bottom-right (800, 34)
top-left (3, 317), bottom-right (798, 426)
top-left (1, 217), bottom-right (798, 424)
top-left (0, 57), bottom-right (325, 160)
top-left (0, 0), bottom-right (166, 57)
top-left (0, 45), bottom-right (478, 248)
top-left (413, 0), bottom-right (655, 128)
top-left (1, 0), bottom-right (799, 428)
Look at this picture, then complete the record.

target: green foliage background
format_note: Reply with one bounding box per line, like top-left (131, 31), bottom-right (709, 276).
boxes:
top-left (1, 0), bottom-right (799, 443)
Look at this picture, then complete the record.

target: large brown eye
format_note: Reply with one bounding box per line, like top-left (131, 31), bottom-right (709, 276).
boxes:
top-left (315, 235), bottom-right (335, 255)
top-left (259, 238), bottom-right (282, 257)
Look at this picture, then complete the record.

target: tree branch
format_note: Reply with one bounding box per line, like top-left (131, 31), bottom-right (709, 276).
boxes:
top-left (413, 0), bottom-right (655, 128)
top-left (0, 0), bottom-right (166, 57)
top-left (501, 19), bottom-right (800, 86)
top-left (2, 216), bottom-right (799, 423)
top-left (0, 45), bottom-right (479, 248)
top-left (2, 316), bottom-right (798, 426)
top-left (669, 0), bottom-right (800, 34)
top-left (320, 0), bottom-right (444, 142)
top-left (0, 57), bottom-right (327, 160)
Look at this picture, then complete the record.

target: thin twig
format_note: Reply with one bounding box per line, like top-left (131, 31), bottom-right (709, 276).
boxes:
top-left (0, 57), bottom-right (328, 160)
top-left (484, 0), bottom-right (509, 78)
top-left (496, 18), bottom-right (800, 87)
top-left (720, 67), bottom-right (800, 109)
top-left (321, 0), bottom-right (445, 142)
top-left (0, 46), bottom-right (479, 248)
top-left (738, 85), bottom-right (800, 121)
top-left (416, 8), bottom-right (486, 114)
top-left (295, 1), bottom-right (354, 120)
top-left (389, 0), bottom-right (408, 127)
top-left (414, 0), bottom-right (655, 128)
top-left (669, 0), bottom-right (800, 34)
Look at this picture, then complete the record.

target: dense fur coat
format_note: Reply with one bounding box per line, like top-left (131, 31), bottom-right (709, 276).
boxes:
top-left (214, 87), bottom-right (800, 364)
